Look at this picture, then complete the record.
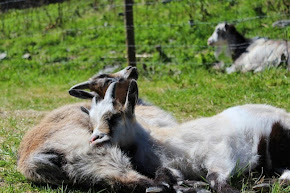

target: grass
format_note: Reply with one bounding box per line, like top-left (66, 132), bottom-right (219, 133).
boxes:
top-left (139, 68), bottom-right (289, 119)
top-left (0, 0), bottom-right (289, 192)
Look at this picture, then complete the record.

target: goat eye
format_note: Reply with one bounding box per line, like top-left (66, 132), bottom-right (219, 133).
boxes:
top-left (89, 123), bottom-right (94, 133)
top-left (105, 79), bottom-right (113, 84)
top-left (107, 115), bottom-right (116, 122)
top-left (97, 74), bottom-right (109, 78)
top-left (107, 113), bottom-right (121, 127)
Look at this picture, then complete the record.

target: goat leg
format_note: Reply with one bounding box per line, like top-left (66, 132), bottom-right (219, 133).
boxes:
top-left (206, 172), bottom-right (240, 193)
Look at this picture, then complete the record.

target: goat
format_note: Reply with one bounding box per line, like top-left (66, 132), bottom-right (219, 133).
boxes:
top-left (83, 80), bottom-right (205, 193)
top-left (68, 66), bottom-right (177, 129)
top-left (17, 67), bottom-right (176, 192)
top-left (207, 22), bottom-right (290, 73)
top-left (86, 80), bottom-right (290, 193)
top-left (17, 102), bottom-right (166, 192)
top-left (273, 20), bottom-right (290, 28)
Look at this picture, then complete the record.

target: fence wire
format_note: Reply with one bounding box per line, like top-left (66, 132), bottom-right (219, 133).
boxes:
top-left (0, 0), bottom-right (289, 68)
top-left (1, 12), bottom-right (288, 40)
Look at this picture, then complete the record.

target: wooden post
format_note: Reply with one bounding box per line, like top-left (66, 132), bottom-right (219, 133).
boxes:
top-left (124, 0), bottom-right (136, 67)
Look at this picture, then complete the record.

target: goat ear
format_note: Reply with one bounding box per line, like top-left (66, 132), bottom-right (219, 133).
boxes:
top-left (123, 66), bottom-right (138, 80)
top-left (124, 80), bottom-right (138, 115)
top-left (69, 89), bottom-right (96, 99)
top-left (104, 82), bottom-right (117, 101)
top-left (81, 106), bottom-right (90, 115)
top-left (112, 66), bottom-right (138, 80)
top-left (224, 22), bottom-right (229, 30)
top-left (69, 81), bottom-right (90, 90)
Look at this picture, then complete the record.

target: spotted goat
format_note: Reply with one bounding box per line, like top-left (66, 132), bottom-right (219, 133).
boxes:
top-left (86, 80), bottom-right (290, 193)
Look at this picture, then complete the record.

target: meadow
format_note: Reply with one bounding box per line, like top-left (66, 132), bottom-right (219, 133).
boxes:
top-left (0, 0), bottom-right (289, 192)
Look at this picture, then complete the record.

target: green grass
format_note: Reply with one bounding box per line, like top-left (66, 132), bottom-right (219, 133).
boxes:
top-left (0, 0), bottom-right (289, 192)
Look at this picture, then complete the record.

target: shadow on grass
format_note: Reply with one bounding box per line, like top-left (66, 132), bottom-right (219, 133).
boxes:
top-left (30, 182), bottom-right (109, 193)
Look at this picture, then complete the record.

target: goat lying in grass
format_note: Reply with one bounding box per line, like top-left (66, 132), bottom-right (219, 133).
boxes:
top-left (69, 66), bottom-right (178, 129)
top-left (86, 80), bottom-right (290, 193)
top-left (17, 67), bottom-right (177, 192)
top-left (207, 22), bottom-right (290, 73)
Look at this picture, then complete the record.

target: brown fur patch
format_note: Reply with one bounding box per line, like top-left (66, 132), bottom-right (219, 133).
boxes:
top-left (112, 171), bottom-right (154, 192)
top-left (269, 122), bottom-right (290, 169)
top-left (114, 171), bottom-right (145, 184)
top-left (89, 80), bottom-right (130, 105)
top-left (98, 110), bottom-right (123, 135)
top-left (95, 121), bottom-right (110, 134)
top-left (17, 102), bottom-right (91, 170)
top-left (87, 67), bottom-right (137, 105)
top-left (257, 136), bottom-right (268, 171)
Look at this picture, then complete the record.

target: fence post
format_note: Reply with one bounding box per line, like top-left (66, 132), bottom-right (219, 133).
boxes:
top-left (124, 0), bottom-right (136, 67)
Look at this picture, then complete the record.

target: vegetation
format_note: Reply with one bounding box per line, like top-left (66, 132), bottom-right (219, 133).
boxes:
top-left (0, 0), bottom-right (289, 192)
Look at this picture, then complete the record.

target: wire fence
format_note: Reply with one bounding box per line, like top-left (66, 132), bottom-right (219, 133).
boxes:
top-left (0, 0), bottom-right (289, 68)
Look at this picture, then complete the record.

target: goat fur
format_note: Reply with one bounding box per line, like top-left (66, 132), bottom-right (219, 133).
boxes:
top-left (88, 81), bottom-right (290, 193)
top-left (208, 22), bottom-right (290, 73)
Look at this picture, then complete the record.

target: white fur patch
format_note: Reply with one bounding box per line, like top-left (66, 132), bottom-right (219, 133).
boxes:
top-left (280, 170), bottom-right (290, 181)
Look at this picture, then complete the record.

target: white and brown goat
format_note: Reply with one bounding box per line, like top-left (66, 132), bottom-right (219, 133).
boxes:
top-left (17, 67), bottom-right (177, 192)
top-left (208, 22), bottom-right (290, 73)
top-left (87, 80), bottom-right (290, 193)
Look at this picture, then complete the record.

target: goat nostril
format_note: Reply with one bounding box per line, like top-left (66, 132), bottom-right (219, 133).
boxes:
top-left (90, 133), bottom-right (106, 143)
top-left (98, 133), bottom-right (106, 139)
top-left (90, 136), bottom-right (97, 143)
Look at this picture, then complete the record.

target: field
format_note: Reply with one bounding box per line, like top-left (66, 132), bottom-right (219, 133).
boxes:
top-left (0, 0), bottom-right (289, 192)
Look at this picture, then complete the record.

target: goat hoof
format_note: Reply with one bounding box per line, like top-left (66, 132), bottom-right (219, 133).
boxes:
top-left (146, 186), bottom-right (163, 193)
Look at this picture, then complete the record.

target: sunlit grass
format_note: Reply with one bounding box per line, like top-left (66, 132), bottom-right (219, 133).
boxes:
top-left (0, 0), bottom-right (289, 192)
